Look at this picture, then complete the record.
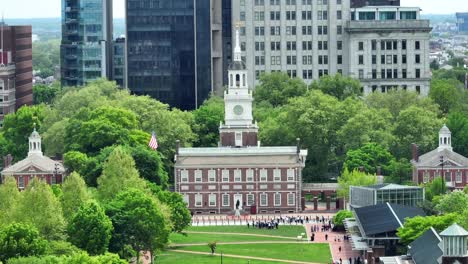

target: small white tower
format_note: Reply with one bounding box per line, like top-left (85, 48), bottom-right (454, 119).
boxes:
top-left (28, 124), bottom-right (43, 157)
top-left (438, 124), bottom-right (453, 152)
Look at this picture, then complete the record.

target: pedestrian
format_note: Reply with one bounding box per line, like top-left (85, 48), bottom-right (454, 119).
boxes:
top-left (247, 222), bottom-right (250, 228)
top-left (339, 258), bottom-right (342, 264)
top-left (339, 246), bottom-right (342, 252)
top-left (325, 234), bottom-right (328, 240)
top-left (349, 257), bottom-right (352, 264)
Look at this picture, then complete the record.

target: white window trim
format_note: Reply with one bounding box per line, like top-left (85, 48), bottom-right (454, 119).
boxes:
top-left (209, 194), bottom-right (216, 207)
top-left (260, 193), bottom-right (268, 206)
top-left (288, 193), bottom-right (296, 206)
top-left (274, 193), bottom-right (281, 206)
top-left (181, 170), bottom-right (188, 183)
top-left (273, 169), bottom-right (281, 182)
top-left (222, 194), bottom-right (230, 207)
top-left (247, 194), bottom-right (254, 206)
top-left (260, 169), bottom-right (268, 182)
top-left (18, 176), bottom-right (25, 189)
top-left (234, 169), bottom-right (242, 182)
top-left (423, 171), bottom-right (429, 183)
top-left (194, 170), bottom-right (202, 182)
top-left (287, 168), bottom-right (295, 181)
top-left (222, 169), bottom-right (229, 182)
top-left (456, 171), bottom-right (462, 183)
top-left (208, 169), bottom-right (216, 182)
top-left (195, 194), bottom-right (202, 207)
top-left (246, 169), bottom-right (254, 182)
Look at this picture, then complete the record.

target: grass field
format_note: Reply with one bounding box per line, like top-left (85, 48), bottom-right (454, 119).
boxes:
top-left (170, 232), bottom-right (293, 244)
top-left (154, 251), bottom-right (281, 264)
top-left (178, 243), bottom-right (332, 263)
top-left (186, 225), bottom-right (306, 238)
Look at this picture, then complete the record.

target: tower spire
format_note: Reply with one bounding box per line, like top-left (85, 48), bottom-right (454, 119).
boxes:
top-left (1, 12), bottom-right (4, 65)
top-left (234, 21), bottom-right (243, 62)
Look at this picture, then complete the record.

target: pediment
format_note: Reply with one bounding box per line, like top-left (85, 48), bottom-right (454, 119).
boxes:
top-left (19, 164), bottom-right (47, 173)
top-left (435, 160), bottom-right (462, 167)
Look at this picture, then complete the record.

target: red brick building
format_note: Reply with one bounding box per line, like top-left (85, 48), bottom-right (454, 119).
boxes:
top-left (411, 125), bottom-right (468, 190)
top-left (174, 29), bottom-right (308, 214)
top-left (0, 23), bottom-right (33, 124)
top-left (1, 128), bottom-right (65, 189)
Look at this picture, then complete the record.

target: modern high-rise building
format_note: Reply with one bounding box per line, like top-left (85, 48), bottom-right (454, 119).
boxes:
top-left (0, 23), bottom-right (33, 125)
top-left (126, 0), bottom-right (223, 110)
top-left (61, 0), bottom-right (113, 87)
top-left (232, 0), bottom-right (431, 96)
top-left (456, 12), bottom-right (468, 33)
top-left (112, 37), bottom-right (126, 88)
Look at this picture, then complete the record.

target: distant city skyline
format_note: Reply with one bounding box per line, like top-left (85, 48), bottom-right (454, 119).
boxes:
top-left (1, 0), bottom-right (467, 19)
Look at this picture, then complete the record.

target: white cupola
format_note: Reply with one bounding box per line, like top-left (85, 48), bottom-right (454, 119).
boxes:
top-left (440, 223), bottom-right (468, 258)
top-left (28, 125), bottom-right (43, 157)
top-left (438, 124), bottom-right (453, 152)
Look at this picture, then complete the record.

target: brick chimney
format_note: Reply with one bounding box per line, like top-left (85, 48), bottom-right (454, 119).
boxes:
top-left (411, 143), bottom-right (419, 162)
top-left (3, 154), bottom-right (13, 168)
top-left (175, 140), bottom-right (180, 155)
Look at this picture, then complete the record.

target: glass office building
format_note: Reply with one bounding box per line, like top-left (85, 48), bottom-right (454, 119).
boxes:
top-left (456, 13), bottom-right (468, 33)
top-left (61, 0), bottom-right (113, 87)
top-left (349, 184), bottom-right (425, 209)
top-left (126, 0), bottom-right (220, 110)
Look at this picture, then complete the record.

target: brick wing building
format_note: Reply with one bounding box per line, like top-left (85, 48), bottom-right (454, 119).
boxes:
top-left (174, 29), bottom-right (308, 215)
top-left (1, 128), bottom-right (65, 189)
top-left (411, 125), bottom-right (468, 190)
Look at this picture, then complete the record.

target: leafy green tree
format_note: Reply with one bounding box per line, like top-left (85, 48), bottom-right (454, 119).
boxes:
top-left (448, 56), bottom-right (466, 68)
top-left (254, 72), bottom-right (307, 107)
top-left (429, 79), bottom-right (463, 114)
top-left (33, 82), bottom-right (60, 105)
top-left (46, 240), bottom-right (83, 256)
top-left (0, 223), bottom-right (48, 263)
top-left (32, 39), bottom-right (60, 78)
top-left (106, 189), bottom-right (171, 262)
top-left (42, 118), bottom-right (69, 157)
top-left (397, 214), bottom-right (457, 245)
top-left (337, 108), bottom-right (395, 151)
top-left (385, 158), bottom-right (413, 184)
top-left (365, 90), bottom-right (440, 120)
top-left (207, 241), bottom-right (217, 255)
top-left (2, 105), bottom-right (46, 161)
top-left (192, 96), bottom-right (224, 147)
top-left (333, 210), bottom-right (353, 229)
top-left (15, 178), bottom-right (66, 240)
top-left (97, 147), bottom-right (147, 202)
top-left (424, 177), bottom-right (447, 201)
top-left (0, 176), bottom-right (20, 225)
top-left (435, 190), bottom-right (468, 214)
top-left (68, 201), bottom-right (113, 255)
top-left (433, 68), bottom-right (468, 84)
top-left (337, 168), bottom-right (377, 200)
top-left (343, 143), bottom-right (395, 175)
top-left (64, 151), bottom-right (101, 187)
top-left (124, 145), bottom-right (168, 188)
top-left (393, 106), bottom-right (443, 158)
top-left (310, 74), bottom-right (361, 100)
top-left (430, 60), bottom-right (440, 70)
top-left (149, 183), bottom-right (191, 233)
top-left (446, 112), bottom-right (468, 156)
top-left (61, 172), bottom-right (91, 221)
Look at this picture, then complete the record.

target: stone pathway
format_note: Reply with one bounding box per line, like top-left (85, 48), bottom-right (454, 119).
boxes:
top-left (168, 249), bottom-right (323, 264)
top-left (304, 223), bottom-right (360, 264)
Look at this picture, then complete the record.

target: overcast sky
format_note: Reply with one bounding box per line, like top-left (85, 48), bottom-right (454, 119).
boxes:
top-left (2, 0), bottom-right (467, 19)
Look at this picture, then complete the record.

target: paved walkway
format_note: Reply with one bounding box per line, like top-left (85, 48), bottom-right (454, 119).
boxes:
top-left (184, 231), bottom-right (298, 240)
top-left (173, 241), bottom-right (309, 247)
top-left (168, 249), bottom-right (323, 264)
top-left (305, 223), bottom-right (360, 264)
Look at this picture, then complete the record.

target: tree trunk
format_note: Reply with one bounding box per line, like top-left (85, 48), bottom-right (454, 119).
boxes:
top-left (150, 250), bottom-right (154, 264)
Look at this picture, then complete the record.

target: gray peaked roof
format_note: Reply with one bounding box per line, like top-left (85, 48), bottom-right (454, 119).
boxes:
top-left (440, 223), bottom-right (468, 237)
top-left (413, 148), bottom-right (468, 167)
top-left (408, 227), bottom-right (442, 264)
top-left (2, 154), bottom-right (65, 175)
top-left (354, 203), bottom-right (425, 237)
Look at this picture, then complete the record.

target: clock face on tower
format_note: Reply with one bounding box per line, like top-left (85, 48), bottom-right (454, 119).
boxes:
top-left (233, 105), bottom-right (244, 115)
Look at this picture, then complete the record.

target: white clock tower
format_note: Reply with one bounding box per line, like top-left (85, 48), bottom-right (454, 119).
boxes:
top-left (219, 25), bottom-right (258, 147)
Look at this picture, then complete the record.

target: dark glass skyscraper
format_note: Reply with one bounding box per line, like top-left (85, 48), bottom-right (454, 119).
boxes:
top-left (61, 0), bottom-right (113, 87)
top-left (126, 0), bottom-right (222, 110)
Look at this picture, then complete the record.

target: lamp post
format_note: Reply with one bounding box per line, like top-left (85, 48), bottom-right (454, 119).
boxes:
top-left (439, 155), bottom-right (444, 180)
top-left (53, 163), bottom-right (60, 185)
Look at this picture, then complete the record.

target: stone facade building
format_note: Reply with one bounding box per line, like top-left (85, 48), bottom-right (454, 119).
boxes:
top-left (174, 29), bottom-right (308, 215)
top-left (232, 0), bottom-right (431, 96)
top-left (1, 128), bottom-right (65, 189)
top-left (411, 125), bottom-right (468, 190)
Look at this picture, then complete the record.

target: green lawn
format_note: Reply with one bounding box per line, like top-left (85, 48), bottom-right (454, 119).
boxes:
top-left (155, 251), bottom-right (280, 264)
top-left (170, 232), bottom-right (293, 244)
top-left (187, 225), bottom-right (306, 238)
top-left (178, 243), bottom-right (332, 263)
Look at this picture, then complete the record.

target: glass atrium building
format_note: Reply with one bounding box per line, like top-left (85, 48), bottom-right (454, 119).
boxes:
top-left (349, 184), bottom-right (425, 209)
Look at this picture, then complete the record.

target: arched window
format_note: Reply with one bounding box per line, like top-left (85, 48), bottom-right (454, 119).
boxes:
top-left (33, 142), bottom-right (36, 150)
top-left (444, 137), bottom-right (447, 144)
top-left (236, 74), bottom-right (240, 87)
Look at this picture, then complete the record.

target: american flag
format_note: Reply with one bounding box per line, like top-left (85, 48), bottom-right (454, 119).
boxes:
top-left (148, 131), bottom-right (158, 150)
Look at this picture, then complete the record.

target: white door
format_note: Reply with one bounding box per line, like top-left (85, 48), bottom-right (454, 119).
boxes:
top-left (234, 194), bottom-right (243, 210)
top-left (235, 132), bottom-right (242, 147)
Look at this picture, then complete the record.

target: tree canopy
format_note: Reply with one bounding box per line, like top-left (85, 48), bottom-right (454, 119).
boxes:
top-left (337, 168), bottom-right (377, 200)
top-left (0, 223), bottom-right (48, 263)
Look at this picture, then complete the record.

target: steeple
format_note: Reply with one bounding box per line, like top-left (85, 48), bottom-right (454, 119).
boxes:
top-left (28, 123), bottom-right (43, 157)
top-left (233, 24), bottom-right (242, 62)
top-left (438, 124), bottom-right (453, 152)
